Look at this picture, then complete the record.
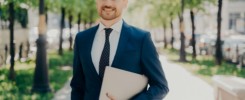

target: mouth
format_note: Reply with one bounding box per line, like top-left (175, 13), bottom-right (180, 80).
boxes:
top-left (102, 7), bottom-right (115, 12)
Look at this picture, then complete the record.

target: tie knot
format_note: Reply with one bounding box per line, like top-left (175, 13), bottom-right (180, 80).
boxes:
top-left (104, 28), bottom-right (113, 37)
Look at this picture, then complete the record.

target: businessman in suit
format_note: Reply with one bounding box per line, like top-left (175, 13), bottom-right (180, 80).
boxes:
top-left (70, 0), bottom-right (169, 99)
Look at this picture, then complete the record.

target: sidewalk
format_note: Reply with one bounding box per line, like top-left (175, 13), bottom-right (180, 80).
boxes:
top-left (53, 78), bottom-right (71, 100)
top-left (53, 55), bottom-right (214, 100)
top-left (161, 55), bottom-right (214, 100)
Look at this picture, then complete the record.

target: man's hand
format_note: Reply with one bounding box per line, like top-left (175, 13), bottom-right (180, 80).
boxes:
top-left (106, 93), bottom-right (115, 100)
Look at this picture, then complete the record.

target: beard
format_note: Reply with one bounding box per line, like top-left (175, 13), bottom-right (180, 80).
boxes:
top-left (99, 6), bottom-right (120, 20)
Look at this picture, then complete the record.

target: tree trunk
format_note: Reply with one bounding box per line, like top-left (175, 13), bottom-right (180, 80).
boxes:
top-left (26, 40), bottom-right (30, 58)
top-left (19, 43), bottom-right (23, 61)
top-left (89, 11), bottom-right (93, 28)
top-left (190, 9), bottom-right (197, 60)
top-left (89, 22), bottom-right (93, 28)
top-left (84, 20), bottom-right (87, 30)
top-left (215, 0), bottom-right (223, 65)
top-left (170, 19), bottom-right (174, 49)
top-left (19, 9), bottom-right (29, 59)
top-left (4, 44), bottom-right (8, 65)
top-left (45, 7), bottom-right (48, 24)
top-left (69, 14), bottom-right (73, 51)
top-left (32, 0), bottom-right (51, 93)
top-left (163, 24), bottom-right (167, 49)
top-left (179, 0), bottom-right (187, 62)
top-left (58, 7), bottom-right (65, 55)
top-left (77, 13), bottom-right (81, 32)
top-left (8, 2), bottom-right (15, 80)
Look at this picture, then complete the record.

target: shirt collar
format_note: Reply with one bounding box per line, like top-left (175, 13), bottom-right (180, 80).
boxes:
top-left (97, 19), bottom-right (123, 33)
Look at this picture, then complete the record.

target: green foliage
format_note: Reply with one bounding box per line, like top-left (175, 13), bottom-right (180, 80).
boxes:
top-left (190, 57), bottom-right (216, 67)
top-left (185, 0), bottom-right (204, 11)
top-left (150, 0), bottom-right (180, 28)
top-left (2, 0), bottom-right (38, 9)
top-left (49, 0), bottom-right (98, 25)
top-left (129, 0), bottom-right (216, 28)
top-left (0, 3), bottom-right (9, 21)
top-left (0, 6), bottom-right (28, 28)
top-left (80, 0), bottom-right (98, 24)
top-left (237, 69), bottom-right (245, 78)
top-left (0, 0), bottom-right (37, 28)
top-left (0, 50), bottom-right (73, 100)
top-left (198, 66), bottom-right (213, 76)
top-left (129, 0), bottom-right (180, 28)
top-left (185, 0), bottom-right (216, 14)
top-left (49, 50), bottom-right (73, 68)
top-left (0, 0), bottom-right (99, 26)
top-left (16, 7), bottom-right (28, 28)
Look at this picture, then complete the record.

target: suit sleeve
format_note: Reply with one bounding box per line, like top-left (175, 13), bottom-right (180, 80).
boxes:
top-left (132, 32), bottom-right (169, 100)
top-left (70, 35), bottom-right (85, 100)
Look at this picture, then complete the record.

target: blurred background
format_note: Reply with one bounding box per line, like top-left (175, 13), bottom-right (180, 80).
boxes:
top-left (0, 0), bottom-right (245, 100)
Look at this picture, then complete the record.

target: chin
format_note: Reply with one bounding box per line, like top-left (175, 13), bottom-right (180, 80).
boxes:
top-left (101, 15), bottom-right (116, 20)
top-left (102, 17), bottom-right (116, 21)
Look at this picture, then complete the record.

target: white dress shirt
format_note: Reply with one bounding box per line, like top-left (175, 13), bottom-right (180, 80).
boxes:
top-left (91, 19), bottom-right (123, 74)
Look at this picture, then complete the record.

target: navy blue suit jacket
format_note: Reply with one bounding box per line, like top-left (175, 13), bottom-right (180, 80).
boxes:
top-left (70, 22), bottom-right (169, 100)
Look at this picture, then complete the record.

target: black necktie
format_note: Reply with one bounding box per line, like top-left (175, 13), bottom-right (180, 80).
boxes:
top-left (99, 28), bottom-right (113, 79)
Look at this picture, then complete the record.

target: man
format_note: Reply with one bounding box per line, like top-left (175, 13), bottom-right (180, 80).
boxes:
top-left (70, 0), bottom-right (169, 99)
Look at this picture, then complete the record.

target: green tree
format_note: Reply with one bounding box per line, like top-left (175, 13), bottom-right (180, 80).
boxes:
top-left (185, 0), bottom-right (215, 60)
top-left (147, 1), bottom-right (172, 49)
top-left (1, 0), bottom-right (39, 80)
top-left (8, 1), bottom-right (15, 80)
top-left (81, 0), bottom-right (98, 29)
top-left (0, 3), bottom-right (9, 27)
top-left (54, 0), bottom-right (75, 54)
top-left (167, 0), bottom-right (180, 49)
top-left (179, 0), bottom-right (187, 62)
top-left (129, 0), bottom-right (180, 49)
top-left (215, 0), bottom-right (223, 65)
top-left (64, 0), bottom-right (81, 51)
top-left (53, 0), bottom-right (97, 54)
top-left (58, 6), bottom-right (65, 55)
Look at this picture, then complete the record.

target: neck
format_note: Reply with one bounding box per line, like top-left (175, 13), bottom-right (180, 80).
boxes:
top-left (100, 16), bottom-right (122, 28)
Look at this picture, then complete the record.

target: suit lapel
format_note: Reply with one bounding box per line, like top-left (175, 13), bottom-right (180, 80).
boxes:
top-left (84, 24), bottom-right (101, 81)
top-left (111, 21), bottom-right (130, 67)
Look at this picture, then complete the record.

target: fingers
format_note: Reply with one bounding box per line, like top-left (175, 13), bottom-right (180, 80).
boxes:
top-left (106, 92), bottom-right (115, 100)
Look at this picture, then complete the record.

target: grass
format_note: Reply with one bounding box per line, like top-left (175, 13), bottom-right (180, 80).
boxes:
top-left (159, 47), bottom-right (245, 85)
top-left (0, 50), bottom-right (73, 100)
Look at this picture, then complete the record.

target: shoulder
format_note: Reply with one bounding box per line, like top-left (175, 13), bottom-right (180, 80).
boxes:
top-left (128, 25), bottom-right (149, 34)
top-left (126, 24), bottom-right (151, 39)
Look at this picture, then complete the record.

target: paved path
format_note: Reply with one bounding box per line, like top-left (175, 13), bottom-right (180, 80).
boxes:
top-left (53, 78), bottom-right (71, 100)
top-left (161, 55), bottom-right (214, 100)
top-left (53, 55), bottom-right (214, 100)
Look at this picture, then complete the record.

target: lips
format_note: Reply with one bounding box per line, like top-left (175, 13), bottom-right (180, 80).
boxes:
top-left (102, 7), bottom-right (115, 12)
top-left (104, 8), bottom-right (112, 11)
